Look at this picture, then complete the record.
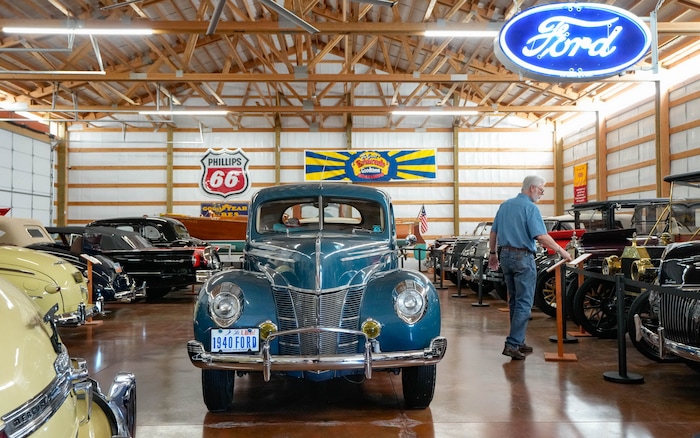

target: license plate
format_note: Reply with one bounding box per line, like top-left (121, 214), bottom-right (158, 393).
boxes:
top-left (211, 328), bottom-right (259, 353)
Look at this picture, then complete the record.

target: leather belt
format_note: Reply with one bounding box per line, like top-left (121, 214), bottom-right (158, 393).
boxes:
top-left (500, 246), bottom-right (535, 255)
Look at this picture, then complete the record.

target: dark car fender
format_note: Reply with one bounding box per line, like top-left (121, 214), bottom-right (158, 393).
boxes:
top-left (360, 269), bottom-right (442, 351)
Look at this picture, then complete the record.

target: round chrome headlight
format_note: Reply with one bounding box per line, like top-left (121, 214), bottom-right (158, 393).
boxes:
top-left (208, 282), bottom-right (244, 327)
top-left (393, 280), bottom-right (427, 324)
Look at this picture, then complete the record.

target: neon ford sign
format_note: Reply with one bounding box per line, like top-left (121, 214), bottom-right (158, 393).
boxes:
top-left (494, 3), bottom-right (651, 81)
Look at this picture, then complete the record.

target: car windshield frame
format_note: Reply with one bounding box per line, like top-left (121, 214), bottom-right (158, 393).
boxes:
top-left (255, 195), bottom-right (387, 236)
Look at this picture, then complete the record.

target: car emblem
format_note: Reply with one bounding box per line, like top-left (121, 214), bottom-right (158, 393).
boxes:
top-left (200, 148), bottom-right (250, 197)
top-left (495, 2), bottom-right (651, 81)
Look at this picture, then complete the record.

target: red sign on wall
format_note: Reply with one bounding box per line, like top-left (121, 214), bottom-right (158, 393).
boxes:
top-left (200, 148), bottom-right (250, 198)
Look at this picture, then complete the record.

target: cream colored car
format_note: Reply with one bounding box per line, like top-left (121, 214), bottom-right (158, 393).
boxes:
top-left (0, 276), bottom-right (136, 437)
top-left (0, 245), bottom-right (101, 325)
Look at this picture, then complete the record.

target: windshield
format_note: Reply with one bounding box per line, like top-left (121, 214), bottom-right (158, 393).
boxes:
top-left (256, 196), bottom-right (385, 235)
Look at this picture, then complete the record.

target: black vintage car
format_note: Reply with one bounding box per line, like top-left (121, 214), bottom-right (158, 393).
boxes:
top-left (49, 226), bottom-right (220, 299)
top-left (87, 216), bottom-right (221, 272)
top-left (629, 170), bottom-right (700, 366)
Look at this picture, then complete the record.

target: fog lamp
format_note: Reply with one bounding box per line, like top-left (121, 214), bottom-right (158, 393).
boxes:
top-left (361, 318), bottom-right (382, 339)
top-left (259, 320), bottom-right (277, 340)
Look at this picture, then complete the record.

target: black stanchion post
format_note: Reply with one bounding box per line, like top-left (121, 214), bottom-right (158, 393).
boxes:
top-left (452, 262), bottom-right (467, 298)
top-left (603, 273), bottom-right (644, 384)
top-left (434, 245), bottom-right (448, 290)
top-left (471, 257), bottom-right (489, 307)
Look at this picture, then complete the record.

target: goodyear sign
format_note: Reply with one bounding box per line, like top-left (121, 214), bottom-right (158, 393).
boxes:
top-left (200, 202), bottom-right (249, 218)
top-left (305, 150), bottom-right (436, 182)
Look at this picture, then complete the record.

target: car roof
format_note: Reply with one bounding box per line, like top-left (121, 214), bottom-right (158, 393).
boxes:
top-left (47, 225), bottom-right (143, 237)
top-left (88, 216), bottom-right (185, 226)
top-left (251, 183), bottom-right (391, 206)
top-left (663, 170), bottom-right (700, 187)
top-left (568, 198), bottom-right (670, 211)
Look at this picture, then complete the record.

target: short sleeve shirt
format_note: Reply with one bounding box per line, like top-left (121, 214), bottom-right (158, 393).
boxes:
top-left (491, 193), bottom-right (547, 253)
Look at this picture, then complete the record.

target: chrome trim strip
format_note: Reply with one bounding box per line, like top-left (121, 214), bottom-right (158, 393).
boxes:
top-left (1, 367), bottom-right (72, 438)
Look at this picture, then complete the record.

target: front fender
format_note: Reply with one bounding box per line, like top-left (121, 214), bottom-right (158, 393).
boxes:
top-left (193, 269), bottom-right (275, 346)
top-left (361, 269), bottom-right (441, 352)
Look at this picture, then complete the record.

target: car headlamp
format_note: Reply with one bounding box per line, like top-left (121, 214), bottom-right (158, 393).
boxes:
top-left (208, 281), bottom-right (244, 327)
top-left (393, 279), bottom-right (427, 324)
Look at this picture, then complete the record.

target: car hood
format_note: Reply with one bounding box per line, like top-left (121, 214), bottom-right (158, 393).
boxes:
top-left (0, 277), bottom-right (61, 415)
top-left (247, 234), bottom-right (394, 290)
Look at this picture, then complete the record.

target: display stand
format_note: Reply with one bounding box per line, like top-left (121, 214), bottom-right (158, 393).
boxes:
top-left (81, 254), bottom-right (104, 326)
top-left (544, 254), bottom-right (589, 362)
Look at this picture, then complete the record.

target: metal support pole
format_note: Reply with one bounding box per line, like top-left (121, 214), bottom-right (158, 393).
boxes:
top-left (603, 274), bottom-right (644, 384)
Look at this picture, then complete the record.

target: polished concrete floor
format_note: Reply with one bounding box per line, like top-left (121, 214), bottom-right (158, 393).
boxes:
top-left (58, 271), bottom-right (700, 438)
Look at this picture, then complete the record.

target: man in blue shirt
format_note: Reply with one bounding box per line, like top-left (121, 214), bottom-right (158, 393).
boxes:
top-left (488, 175), bottom-right (572, 360)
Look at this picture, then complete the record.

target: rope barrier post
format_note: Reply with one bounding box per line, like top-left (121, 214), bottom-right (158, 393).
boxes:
top-left (603, 274), bottom-right (644, 384)
top-left (434, 244), bottom-right (449, 290)
top-left (471, 257), bottom-right (490, 307)
top-left (452, 261), bottom-right (468, 298)
top-left (544, 254), bottom-right (590, 362)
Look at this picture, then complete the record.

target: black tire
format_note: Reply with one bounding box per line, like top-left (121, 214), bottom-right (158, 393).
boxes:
top-left (627, 290), bottom-right (681, 363)
top-left (401, 365), bottom-right (436, 409)
top-left (564, 276), bottom-right (579, 326)
top-left (467, 280), bottom-right (494, 294)
top-left (534, 270), bottom-right (557, 317)
top-left (202, 369), bottom-right (235, 412)
top-left (146, 286), bottom-right (170, 300)
top-left (572, 277), bottom-right (620, 339)
top-left (493, 281), bottom-right (507, 301)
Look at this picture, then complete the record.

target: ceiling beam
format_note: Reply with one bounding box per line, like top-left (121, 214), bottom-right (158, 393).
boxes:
top-left (0, 19), bottom-right (695, 36)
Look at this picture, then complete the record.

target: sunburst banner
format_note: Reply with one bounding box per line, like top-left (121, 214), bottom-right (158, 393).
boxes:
top-left (305, 150), bottom-right (437, 182)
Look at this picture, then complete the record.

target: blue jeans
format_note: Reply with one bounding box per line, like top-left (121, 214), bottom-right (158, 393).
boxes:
top-left (500, 249), bottom-right (537, 349)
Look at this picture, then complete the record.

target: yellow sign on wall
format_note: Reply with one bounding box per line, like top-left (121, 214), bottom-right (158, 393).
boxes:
top-left (573, 163), bottom-right (588, 204)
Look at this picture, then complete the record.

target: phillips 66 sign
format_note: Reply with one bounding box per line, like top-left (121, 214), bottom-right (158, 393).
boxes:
top-left (494, 3), bottom-right (651, 81)
top-left (200, 148), bottom-right (250, 198)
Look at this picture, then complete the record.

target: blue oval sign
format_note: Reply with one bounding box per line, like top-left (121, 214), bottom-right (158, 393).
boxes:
top-left (495, 3), bottom-right (651, 81)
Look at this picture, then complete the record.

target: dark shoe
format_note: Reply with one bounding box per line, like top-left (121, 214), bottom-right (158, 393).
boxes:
top-left (519, 343), bottom-right (533, 353)
top-left (502, 345), bottom-right (525, 360)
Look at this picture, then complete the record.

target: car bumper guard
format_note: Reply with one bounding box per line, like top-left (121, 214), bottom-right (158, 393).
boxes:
top-left (634, 314), bottom-right (700, 363)
top-left (188, 328), bottom-right (447, 382)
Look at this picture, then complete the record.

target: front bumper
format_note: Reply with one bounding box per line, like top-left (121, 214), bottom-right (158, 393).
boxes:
top-left (56, 299), bottom-right (104, 326)
top-left (188, 327), bottom-right (447, 382)
top-left (634, 314), bottom-right (700, 362)
top-left (196, 269), bottom-right (219, 283)
top-left (113, 281), bottom-right (147, 302)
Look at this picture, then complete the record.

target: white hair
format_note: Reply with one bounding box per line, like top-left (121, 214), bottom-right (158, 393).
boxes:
top-left (522, 175), bottom-right (546, 191)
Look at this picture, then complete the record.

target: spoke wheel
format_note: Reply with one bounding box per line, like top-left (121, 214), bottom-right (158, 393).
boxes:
top-left (572, 277), bottom-right (621, 339)
top-left (534, 270), bottom-right (557, 317)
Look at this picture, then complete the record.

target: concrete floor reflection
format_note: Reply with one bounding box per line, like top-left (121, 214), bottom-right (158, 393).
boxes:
top-left (58, 284), bottom-right (700, 438)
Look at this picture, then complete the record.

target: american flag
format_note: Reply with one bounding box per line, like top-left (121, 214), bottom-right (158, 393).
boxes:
top-left (418, 205), bottom-right (428, 235)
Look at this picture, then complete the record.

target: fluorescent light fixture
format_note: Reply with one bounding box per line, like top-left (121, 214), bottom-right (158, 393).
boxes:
top-left (258, 0), bottom-right (319, 34)
top-left (3, 26), bottom-right (153, 36)
top-left (393, 109), bottom-right (479, 116)
top-left (425, 30), bottom-right (499, 38)
top-left (139, 110), bottom-right (229, 116)
top-left (354, 0), bottom-right (397, 6)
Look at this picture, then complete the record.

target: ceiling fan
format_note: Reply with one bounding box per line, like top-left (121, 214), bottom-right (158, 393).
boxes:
top-left (207, 0), bottom-right (397, 35)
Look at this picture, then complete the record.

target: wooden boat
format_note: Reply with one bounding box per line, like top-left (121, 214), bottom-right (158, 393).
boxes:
top-left (162, 213), bottom-right (247, 241)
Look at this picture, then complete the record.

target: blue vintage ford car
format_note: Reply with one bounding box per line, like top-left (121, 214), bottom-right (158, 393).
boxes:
top-left (187, 183), bottom-right (446, 411)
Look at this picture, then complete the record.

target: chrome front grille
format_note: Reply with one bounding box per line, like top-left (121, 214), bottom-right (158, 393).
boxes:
top-left (660, 293), bottom-right (700, 346)
top-left (273, 287), bottom-right (364, 355)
